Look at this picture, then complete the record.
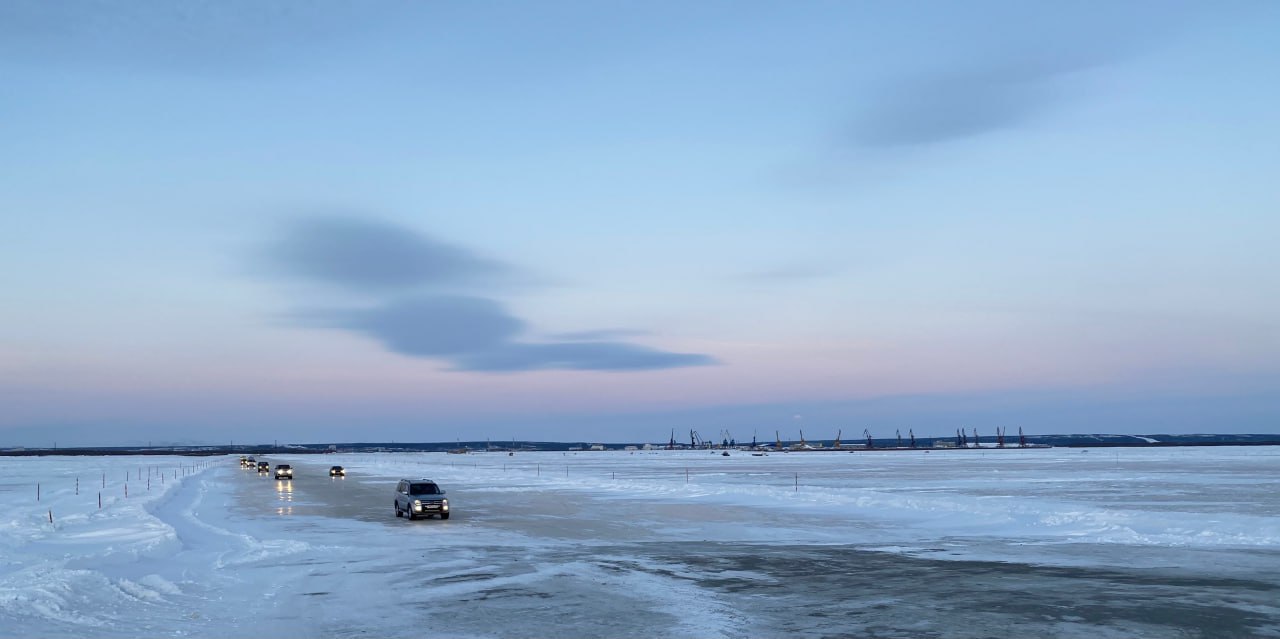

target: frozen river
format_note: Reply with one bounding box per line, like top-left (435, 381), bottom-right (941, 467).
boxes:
top-left (2, 447), bottom-right (1279, 637)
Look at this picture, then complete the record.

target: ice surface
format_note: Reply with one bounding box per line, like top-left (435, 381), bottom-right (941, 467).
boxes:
top-left (1, 447), bottom-right (1278, 637)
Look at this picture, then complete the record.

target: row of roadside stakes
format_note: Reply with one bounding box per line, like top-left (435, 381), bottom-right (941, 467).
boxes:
top-left (35, 459), bottom-right (215, 525)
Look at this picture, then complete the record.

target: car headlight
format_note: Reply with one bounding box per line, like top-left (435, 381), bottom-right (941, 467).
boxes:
top-left (441, 499), bottom-right (449, 510)
top-left (413, 500), bottom-right (422, 510)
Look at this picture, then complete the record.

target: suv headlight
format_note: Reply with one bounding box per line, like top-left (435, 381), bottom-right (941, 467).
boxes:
top-left (441, 499), bottom-right (449, 510)
top-left (413, 499), bottom-right (422, 511)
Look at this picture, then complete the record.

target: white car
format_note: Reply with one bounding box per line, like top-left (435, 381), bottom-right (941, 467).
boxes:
top-left (394, 479), bottom-right (450, 520)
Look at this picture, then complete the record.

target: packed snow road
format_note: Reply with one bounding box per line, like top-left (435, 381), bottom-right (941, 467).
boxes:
top-left (3, 448), bottom-right (1280, 637)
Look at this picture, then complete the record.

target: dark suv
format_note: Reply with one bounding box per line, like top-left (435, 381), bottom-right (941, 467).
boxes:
top-left (394, 479), bottom-right (450, 520)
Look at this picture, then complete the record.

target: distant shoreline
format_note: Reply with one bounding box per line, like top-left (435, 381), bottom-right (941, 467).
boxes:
top-left (4, 434), bottom-right (1279, 456)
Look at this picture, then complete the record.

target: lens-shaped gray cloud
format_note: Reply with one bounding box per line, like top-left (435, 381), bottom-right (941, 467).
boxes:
top-left (307, 294), bottom-right (714, 372)
top-left (265, 216), bottom-right (508, 292)
top-left (265, 216), bottom-right (716, 372)
top-left (312, 295), bottom-right (523, 356)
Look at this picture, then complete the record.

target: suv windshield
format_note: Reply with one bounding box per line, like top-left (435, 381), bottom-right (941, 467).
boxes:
top-left (409, 483), bottom-right (439, 495)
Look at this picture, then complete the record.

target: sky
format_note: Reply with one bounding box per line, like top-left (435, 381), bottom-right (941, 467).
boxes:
top-left (2, 1), bottom-right (1278, 446)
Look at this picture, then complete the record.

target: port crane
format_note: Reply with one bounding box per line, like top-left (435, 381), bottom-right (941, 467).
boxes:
top-left (794, 430), bottom-right (813, 450)
top-left (720, 430), bottom-right (735, 448)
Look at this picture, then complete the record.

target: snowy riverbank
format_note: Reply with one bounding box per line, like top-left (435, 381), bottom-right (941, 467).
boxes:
top-left (2, 447), bottom-right (1278, 637)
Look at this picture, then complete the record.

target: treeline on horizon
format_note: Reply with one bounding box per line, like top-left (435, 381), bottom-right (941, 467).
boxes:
top-left (3, 433), bottom-right (1279, 456)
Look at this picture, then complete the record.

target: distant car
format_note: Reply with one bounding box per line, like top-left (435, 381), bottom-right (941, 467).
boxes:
top-left (274, 464), bottom-right (293, 480)
top-left (394, 479), bottom-right (450, 520)
top-left (257, 461), bottom-right (270, 473)
top-left (240, 457), bottom-right (250, 468)
top-left (245, 457), bottom-right (257, 469)
top-left (329, 466), bottom-right (345, 477)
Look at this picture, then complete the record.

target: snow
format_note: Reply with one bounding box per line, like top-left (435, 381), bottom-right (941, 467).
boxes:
top-left (2, 447), bottom-right (1279, 637)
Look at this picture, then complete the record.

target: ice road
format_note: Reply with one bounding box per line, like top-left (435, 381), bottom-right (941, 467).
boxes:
top-left (2, 447), bottom-right (1279, 638)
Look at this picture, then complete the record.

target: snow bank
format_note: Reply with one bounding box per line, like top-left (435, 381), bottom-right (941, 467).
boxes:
top-left (0, 455), bottom-right (219, 631)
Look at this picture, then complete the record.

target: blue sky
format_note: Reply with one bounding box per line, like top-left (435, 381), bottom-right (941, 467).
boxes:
top-left (2, 1), bottom-right (1278, 446)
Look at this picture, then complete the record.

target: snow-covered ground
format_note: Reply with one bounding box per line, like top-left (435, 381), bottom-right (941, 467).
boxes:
top-left (3, 447), bottom-right (1279, 637)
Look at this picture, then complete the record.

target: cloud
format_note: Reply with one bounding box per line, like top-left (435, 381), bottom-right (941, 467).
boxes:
top-left (264, 216), bottom-right (716, 372)
top-left (308, 295), bottom-right (523, 357)
top-left (306, 294), bottom-right (714, 372)
top-left (846, 21), bottom-right (1137, 149)
top-left (263, 216), bottom-right (508, 292)
top-left (850, 58), bottom-right (1097, 148)
top-left (455, 341), bottom-right (715, 372)
top-left (550, 329), bottom-right (652, 340)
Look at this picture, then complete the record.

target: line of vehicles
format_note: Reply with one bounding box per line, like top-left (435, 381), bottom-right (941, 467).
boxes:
top-left (239, 456), bottom-right (450, 521)
top-left (239, 456), bottom-right (344, 479)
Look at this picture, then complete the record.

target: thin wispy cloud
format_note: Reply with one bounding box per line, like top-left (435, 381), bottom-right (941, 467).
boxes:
top-left (849, 54), bottom-right (1109, 148)
top-left (262, 216), bottom-right (715, 373)
top-left (841, 1), bottom-right (1167, 152)
top-left (738, 264), bottom-right (836, 282)
top-left (456, 340), bottom-right (714, 372)
top-left (550, 329), bottom-right (652, 341)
